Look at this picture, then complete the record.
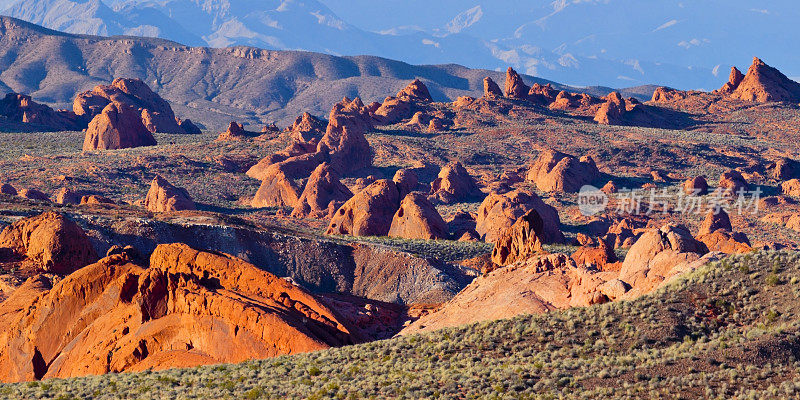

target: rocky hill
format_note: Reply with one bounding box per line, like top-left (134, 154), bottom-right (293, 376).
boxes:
top-left (2, 251), bottom-right (799, 398)
top-left (0, 16), bottom-right (649, 130)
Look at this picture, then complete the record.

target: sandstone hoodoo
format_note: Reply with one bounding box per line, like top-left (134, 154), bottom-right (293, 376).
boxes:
top-left (291, 162), bottom-right (353, 219)
top-left (0, 212), bottom-right (97, 275)
top-left (216, 121), bottom-right (255, 141)
top-left (429, 161), bottom-right (481, 203)
top-left (83, 103), bottom-right (157, 151)
top-left (717, 169), bottom-right (748, 196)
top-left (392, 168), bottom-right (421, 199)
top-left (144, 175), bottom-right (196, 212)
top-left (476, 189), bottom-right (564, 244)
top-left (491, 209), bottom-right (545, 266)
top-left (326, 179), bottom-right (400, 237)
top-left (287, 112), bottom-right (327, 153)
top-left (714, 67), bottom-right (745, 95)
top-left (388, 193), bottom-right (447, 240)
top-left (0, 243), bottom-right (356, 382)
top-left (728, 57), bottom-right (800, 103)
top-left (504, 67), bottom-right (530, 99)
top-left (73, 78), bottom-right (185, 133)
top-left (526, 150), bottom-right (600, 193)
top-left (483, 77), bottom-right (503, 98)
top-left (319, 97), bottom-right (373, 174)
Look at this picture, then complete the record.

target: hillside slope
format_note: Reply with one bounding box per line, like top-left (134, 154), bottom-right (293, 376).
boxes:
top-left (3, 251), bottom-right (799, 398)
top-left (0, 16), bottom-right (649, 130)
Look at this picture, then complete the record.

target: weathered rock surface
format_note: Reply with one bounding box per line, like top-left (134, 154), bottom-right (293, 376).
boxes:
top-left (388, 193), bottom-right (447, 240)
top-left (526, 150), bottom-right (599, 193)
top-left (429, 161), bottom-right (481, 203)
top-left (475, 189), bottom-right (564, 244)
top-left (83, 103), bottom-right (157, 151)
top-left (504, 67), bottom-right (529, 99)
top-left (326, 179), bottom-right (400, 237)
top-left (729, 57), bottom-right (800, 102)
top-left (291, 162), bottom-right (352, 219)
top-left (483, 77), bottom-right (503, 98)
top-left (144, 176), bottom-right (196, 212)
top-left (0, 244), bottom-right (357, 382)
top-left (594, 92), bottom-right (626, 125)
top-left (0, 93), bottom-right (83, 131)
top-left (490, 210), bottom-right (544, 266)
top-left (396, 79), bottom-right (433, 103)
top-left (0, 212), bottom-right (97, 275)
top-left (683, 176), bottom-right (709, 195)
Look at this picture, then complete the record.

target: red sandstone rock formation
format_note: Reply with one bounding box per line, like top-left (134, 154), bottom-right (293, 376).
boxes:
top-left (483, 77), bottom-right (503, 98)
top-left (504, 67), bottom-right (530, 99)
top-left (291, 162), bottom-right (353, 219)
top-left (475, 189), bottom-right (564, 244)
top-left (388, 193), bottom-right (447, 240)
top-left (82, 103), bottom-right (157, 151)
top-left (429, 161), bottom-right (481, 203)
top-left (594, 92), bottom-right (627, 125)
top-left (729, 57), bottom-right (800, 102)
top-left (490, 209), bottom-right (545, 266)
top-left (0, 93), bottom-right (83, 131)
top-left (144, 175), bottom-right (196, 212)
top-left (0, 243), bottom-right (356, 382)
top-left (326, 179), bottom-right (400, 237)
top-left (526, 150), bottom-right (599, 193)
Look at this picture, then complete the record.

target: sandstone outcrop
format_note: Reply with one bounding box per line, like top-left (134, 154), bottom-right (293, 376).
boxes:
top-left (177, 118), bottom-right (202, 134)
top-left (83, 103), bottom-right (157, 151)
top-left (729, 57), bottom-right (800, 102)
top-left (695, 210), bottom-right (751, 253)
top-left (0, 93), bottom-right (82, 131)
top-left (0, 212), bottom-right (97, 275)
top-left (17, 189), bottom-right (49, 201)
top-left (388, 193), bottom-right (447, 240)
top-left (594, 92), bottom-right (626, 125)
top-left (73, 78), bottom-right (184, 133)
top-left (396, 79), bottom-right (433, 103)
top-left (319, 97), bottom-right (372, 174)
top-left (392, 169), bottom-right (421, 199)
top-left (526, 150), bottom-right (599, 193)
top-left (683, 176), bottom-right (709, 195)
top-left (483, 77), bottom-right (503, 98)
top-left (774, 158), bottom-right (800, 180)
top-left (0, 183), bottom-right (17, 195)
top-left (291, 162), bottom-right (352, 219)
top-left (144, 176), bottom-right (196, 212)
top-left (781, 179), bottom-right (800, 197)
top-left (619, 224), bottom-right (707, 293)
top-left (717, 169), bottom-right (748, 196)
top-left (216, 121), bottom-right (257, 141)
top-left (504, 67), bottom-right (529, 99)
top-left (475, 189), bottom-right (564, 244)
top-left (0, 244), bottom-right (356, 382)
top-left (326, 179), bottom-right (400, 237)
top-left (714, 67), bottom-right (745, 95)
top-left (429, 161), bottom-right (481, 203)
top-left (490, 210), bottom-right (545, 266)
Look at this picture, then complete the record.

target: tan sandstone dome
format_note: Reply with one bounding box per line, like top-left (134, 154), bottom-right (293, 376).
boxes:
top-left (388, 193), bottom-right (447, 240)
top-left (144, 175), bottom-right (196, 212)
top-left (326, 179), bottom-right (400, 237)
top-left (83, 103), bottom-right (157, 151)
top-left (526, 149), bottom-right (600, 193)
top-left (0, 243), bottom-right (356, 382)
top-left (0, 212), bottom-right (97, 275)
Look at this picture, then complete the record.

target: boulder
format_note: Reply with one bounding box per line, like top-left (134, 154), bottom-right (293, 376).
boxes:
top-left (144, 176), bottom-right (196, 212)
top-left (0, 243), bottom-right (355, 382)
top-left (683, 176), bottom-right (709, 195)
top-left (475, 189), bottom-right (564, 244)
top-left (83, 103), bottom-right (157, 151)
top-left (490, 209), bottom-right (545, 266)
top-left (429, 161), bottom-right (481, 203)
top-left (0, 212), bottom-right (97, 275)
top-left (717, 169), bottom-right (748, 196)
top-left (388, 193), bottom-right (447, 240)
top-left (774, 158), bottom-right (800, 180)
top-left (619, 224), bottom-right (707, 292)
top-left (326, 179), bottom-right (400, 237)
top-left (290, 162), bottom-right (352, 219)
top-left (526, 150), bottom-right (599, 193)
top-left (483, 77), bottom-right (503, 98)
top-left (695, 209), bottom-right (751, 254)
top-left (396, 79), bottom-right (432, 103)
top-left (392, 168), bottom-right (420, 199)
top-left (504, 67), bottom-right (529, 99)
top-left (594, 92), bottom-right (626, 125)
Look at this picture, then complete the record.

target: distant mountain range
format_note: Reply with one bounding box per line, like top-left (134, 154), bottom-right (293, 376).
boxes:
top-left (0, 16), bottom-right (652, 130)
top-left (2, 0), bottom-right (796, 89)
